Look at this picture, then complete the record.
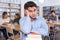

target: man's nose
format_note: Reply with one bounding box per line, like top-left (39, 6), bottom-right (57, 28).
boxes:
top-left (32, 12), bottom-right (35, 14)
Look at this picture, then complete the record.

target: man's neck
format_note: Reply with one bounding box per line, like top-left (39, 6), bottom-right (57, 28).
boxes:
top-left (31, 18), bottom-right (36, 21)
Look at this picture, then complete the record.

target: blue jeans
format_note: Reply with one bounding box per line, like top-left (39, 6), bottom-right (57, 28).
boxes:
top-left (0, 27), bottom-right (8, 39)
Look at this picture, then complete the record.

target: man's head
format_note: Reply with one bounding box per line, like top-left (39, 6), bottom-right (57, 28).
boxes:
top-left (2, 12), bottom-right (9, 19)
top-left (24, 1), bottom-right (37, 19)
top-left (51, 10), bottom-right (56, 16)
top-left (15, 14), bottom-right (20, 19)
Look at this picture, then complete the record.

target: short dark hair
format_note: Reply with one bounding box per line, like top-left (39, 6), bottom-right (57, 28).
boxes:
top-left (24, 1), bottom-right (37, 9)
top-left (15, 13), bottom-right (20, 19)
top-left (2, 12), bottom-right (7, 18)
top-left (51, 10), bottom-right (55, 13)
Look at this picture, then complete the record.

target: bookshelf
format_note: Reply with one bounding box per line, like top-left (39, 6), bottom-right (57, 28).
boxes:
top-left (0, 0), bottom-right (21, 19)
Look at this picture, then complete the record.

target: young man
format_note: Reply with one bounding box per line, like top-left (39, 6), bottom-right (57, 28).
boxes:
top-left (19, 1), bottom-right (49, 40)
top-left (48, 10), bottom-right (57, 21)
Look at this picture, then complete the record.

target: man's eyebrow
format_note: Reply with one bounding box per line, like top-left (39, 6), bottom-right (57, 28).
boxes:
top-left (29, 10), bottom-right (32, 11)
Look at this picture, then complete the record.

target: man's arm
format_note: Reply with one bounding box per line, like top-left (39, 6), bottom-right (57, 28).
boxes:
top-left (19, 17), bottom-right (31, 34)
top-left (39, 18), bottom-right (49, 36)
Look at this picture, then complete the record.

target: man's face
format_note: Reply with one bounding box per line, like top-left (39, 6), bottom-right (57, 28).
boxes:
top-left (4, 14), bottom-right (9, 18)
top-left (15, 15), bottom-right (19, 19)
top-left (51, 12), bottom-right (55, 16)
top-left (25, 7), bottom-right (37, 19)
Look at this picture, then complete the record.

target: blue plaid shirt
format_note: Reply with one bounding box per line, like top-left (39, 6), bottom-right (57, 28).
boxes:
top-left (19, 16), bottom-right (49, 40)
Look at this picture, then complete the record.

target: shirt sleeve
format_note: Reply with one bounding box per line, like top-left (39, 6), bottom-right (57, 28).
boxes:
top-left (39, 18), bottom-right (49, 36)
top-left (19, 17), bottom-right (31, 34)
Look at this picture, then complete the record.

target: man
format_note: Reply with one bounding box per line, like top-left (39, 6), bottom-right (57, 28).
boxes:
top-left (0, 12), bottom-right (10, 40)
top-left (48, 10), bottom-right (57, 40)
top-left (19, 1), bottom-right (49, 40)
top-left (48, 10), bottom-right (60, 40)
top-left (48, 10), bottom-right (57, 21)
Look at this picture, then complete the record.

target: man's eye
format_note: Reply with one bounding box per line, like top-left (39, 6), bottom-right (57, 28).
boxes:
top-left (29, 11), bottom-right (32, 12)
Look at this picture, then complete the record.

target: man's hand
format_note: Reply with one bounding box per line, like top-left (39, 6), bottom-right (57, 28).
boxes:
top-left (25, 10), bottom-right (30, 17)
top-left (1, 24), bottom-right (7, 28)
top-left (2, 22), bottom-right (9, 25)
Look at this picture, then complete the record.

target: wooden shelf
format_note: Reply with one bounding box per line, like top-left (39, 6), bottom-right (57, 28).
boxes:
top-left (0, 2), bottom-right (21, 17)
top-left (0, 2), bottom-right (20, 5)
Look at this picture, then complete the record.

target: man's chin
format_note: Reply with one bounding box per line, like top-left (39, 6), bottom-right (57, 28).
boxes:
top-left (32, 17), bottom-right (36, 19)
